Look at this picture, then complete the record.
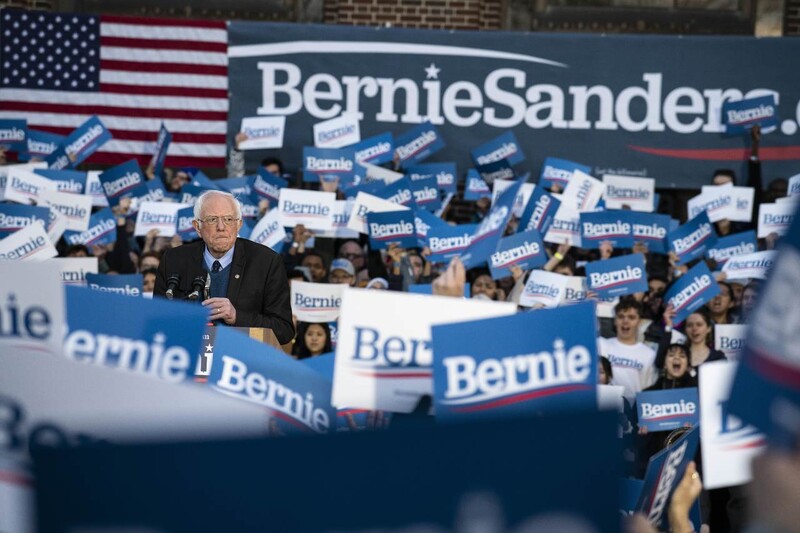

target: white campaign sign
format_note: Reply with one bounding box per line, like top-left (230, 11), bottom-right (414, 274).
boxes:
top-left (687, 191), bottom-right (736, 223)
top-left (602, 174), bottom-right (655, 212)
top-left (315, 199), bottom-right (359, 239)
top-left (543, 203), bottom-right (582, 247)
top-left (347, 191), bottom-right (411, 234)
top-left (562, 275), bottom-right (588, 304)
top-left (313, 113), bottom-right (361, 148)
top-left (519, 270), bottom-right (569, 308)
top-left (715, 324), bottom-right (748, 361)
top-left (4, 168), bottom-right (57, 205)
top-left (36, 190), bottom-right (92, 232)
top-left (0, 261), bottom-right (65, 356)
top-left (721, 250), bottom-right (776, 280)
top-left (0, 221), bottom-right (57, 261)
top-left (561, 169), bottom-right (604, 212)
top-left (52, 257), bottom-right (99, 286)
top-left (248, 208), bottom-right (287, 250)
top-left (46, 208), bottom-right (68, 245)
top-left (491, 179), bottom-right (534, 217)
top-left (0, 162), bottom-right (47, 202)
top-left (291, 280), bottom-right (347, 323)
top-left (758, 202), bottom-right (796, 238)
top-left (85, 170), bottom-right (110, 207)
top-left (360, 162), bottom-right (404, 184)
top-left (238, 115), bottom-right (286, 150)
top-left (700, 361), bottom-right (765, 489)
top-left (133, 201), bottom-right (189, 237)
top-left (332, 288), bottom-right (515, 412)
top-left (0, 347), bottom-right (272, 464)
top-left (277, 188), bottom-right (336, 231)
top-left (701, 185), bottom-right (755, 223)
top-left (788, 172), bottom-right (800, 197)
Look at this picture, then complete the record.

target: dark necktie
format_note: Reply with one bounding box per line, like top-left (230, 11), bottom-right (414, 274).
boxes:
top-left (212, 260), bottom-right (222, 273)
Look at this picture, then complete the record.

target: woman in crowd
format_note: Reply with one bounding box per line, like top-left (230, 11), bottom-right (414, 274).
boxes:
top-left (658, 305), bottom-right (726, 371)
top-left (292, 322), bottom-right (333, 360)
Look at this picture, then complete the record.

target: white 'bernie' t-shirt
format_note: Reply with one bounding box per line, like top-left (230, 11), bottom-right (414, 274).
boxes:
top-left (597, 337), bottom-right (656, 401)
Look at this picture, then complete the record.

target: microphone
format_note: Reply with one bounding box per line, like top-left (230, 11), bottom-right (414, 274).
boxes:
top-left (165, 273), bottom-right (181, 300)
top-left (204, 272), bottom-right (211, 301)
top-left (186, 275), bottom-right (207, 301)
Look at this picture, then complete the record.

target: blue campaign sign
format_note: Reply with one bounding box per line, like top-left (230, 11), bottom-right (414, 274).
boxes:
top-left (63, 207), bottom-right (118, 247)
top-left (408, 175), bottom-right (441, 212)
top-left (668, 211), bottom-right (718, 264)
top-left (464, 169), bottom-right (492, 200)
top-left (34, 169), bottom-right (87, 194)
top-left (300, 351), bottom-right (335, 379)
top-left (426, 223), bottom-right (477, 263)
top-left (722, 95), bottom-right (779, 136)
top-left (539, 157), bottom-right (592, 190)
top-left (628, 211), bottom-right (671, 254)
top-left (620, 478), bottom-right (644, 517)
top-left (252, 168), bottom-right (288, 203)
top-left (394, 121), bottom-right (445, 168)
top-left (34, 409), bottom-right (620, 532)
top-left (0, 118), bottom-right (27, 150)
top-left (579, 210), bottom-right (635, 249)
top-left (432, 302), bottom-right (598, 420)
top-left (141, 179), bottom-right (168, 204)
top-left (409, 283), bottom-right (471, 298)
top-left (517, 186), bottom-right (560, 236)
top-left (637, 388), bottom-right (699, 432)
top-left (150, 123), bottom-right (172, 178)
top-left (19, 129), bottom-right (64, 161)
top-left (98, 159), bottom-right (146, 207)
top-left (45, 143), bottom-right (72, 170)
top-left (706, 230), bottom-right (758, 265)
top-left (349, 132), bottom-right (394, 166)
top-left (63, 285), bottom-right (207, 383)
top-left (62, 115), bottom-right (113, 166)
top-left (367, 209), bottom-right (417, 250)
top-left (585, 253), bottom-right (648, 298)
top-left (215, 176), bottom-right (252, 197)
top-left (636, 425), bottom-right (700, 531)
top-left (489, 229), bottom-right (547, 279)
top-left (729, 213), bottom-right (800, 444)
top-left (471, 131), bottom-right (525, 167)
top-left (664, 261), bottom-right (721, 326)
top-left (373, 176), bottom-right (416, 208)
top-left (189, 171), bottom-right (220, 190)
top-left (302, 146), bottom-right (356, 183)
top-left (209, 327), bottom-right (336, 435)
top-left (179, 184), bottom-right (212, 205)
top-left (406, 162), bottom-right (458, 193)
top-left (414, 208), bottom-right (446, 247)
top-left (475, 158), bottom-right (515, 184)
top-left (0, 204), bottom-right (50, 239)
top-left (176, 206), bottom-right (197, 242)
top-left (85, 273), bottom-right (144, 298)
top-left (461, 179), bottom-right (521, 269)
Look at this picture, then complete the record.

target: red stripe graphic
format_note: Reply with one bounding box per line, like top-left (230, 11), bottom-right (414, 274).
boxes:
top-left (354, 370), bottom-right (432, 379)
top-left (748, 347), bottom-right (800, 388)
top-left (451, 384), bottom-right (591, 412)
top-left (629, 144), bottom-right (800, 161)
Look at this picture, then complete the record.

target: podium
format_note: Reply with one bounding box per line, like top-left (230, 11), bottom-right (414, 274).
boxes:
top-left (195, 326), bottom-right (293, 381)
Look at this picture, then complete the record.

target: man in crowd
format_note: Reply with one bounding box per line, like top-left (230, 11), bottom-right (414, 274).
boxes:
top-left (154, 190), bottom-right (294, 345)
top-left (597, 297), bottom-right (656, 401)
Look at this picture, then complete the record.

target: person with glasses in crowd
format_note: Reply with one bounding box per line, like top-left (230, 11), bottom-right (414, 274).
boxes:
top-left (154, 190), bottom-right (294, 344)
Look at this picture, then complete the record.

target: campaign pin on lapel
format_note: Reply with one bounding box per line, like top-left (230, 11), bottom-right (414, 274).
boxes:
top-left (235, 274), bottom-right (240, 279)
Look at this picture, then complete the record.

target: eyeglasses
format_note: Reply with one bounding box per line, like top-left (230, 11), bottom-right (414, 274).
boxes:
top-left (342, 253), bottom-right (364, 260)
top-left (199, 215), bottom-right (239, 226)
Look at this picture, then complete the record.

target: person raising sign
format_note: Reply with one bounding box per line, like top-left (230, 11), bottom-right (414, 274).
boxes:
top-left (154, 190), bottom-right (294, 344)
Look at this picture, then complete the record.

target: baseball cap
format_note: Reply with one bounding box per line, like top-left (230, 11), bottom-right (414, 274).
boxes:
top-left (330, 258), bottom-right (355, 277)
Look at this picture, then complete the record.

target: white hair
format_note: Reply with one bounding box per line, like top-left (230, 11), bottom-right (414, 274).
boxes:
top-left (194, 190), bottom-right (242, 221)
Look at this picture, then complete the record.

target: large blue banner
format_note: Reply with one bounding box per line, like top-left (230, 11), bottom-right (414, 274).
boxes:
top-left (228, 24), bottom-right (800, 188)
top-left (432, 302), bottom-right (597, 420)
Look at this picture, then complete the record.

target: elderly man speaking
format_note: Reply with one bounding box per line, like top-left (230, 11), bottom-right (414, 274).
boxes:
top-left (155, 190), bottom-right (294, 344)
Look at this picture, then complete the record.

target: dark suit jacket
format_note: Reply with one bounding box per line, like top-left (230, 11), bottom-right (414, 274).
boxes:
top-left (154, 238), bottom-right (295, 344)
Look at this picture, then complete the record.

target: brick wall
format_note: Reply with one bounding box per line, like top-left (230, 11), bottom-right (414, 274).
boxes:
top-left (324, 0), bottom-right (503, 31)
top-left (785, 0), bottom-right (800, 35)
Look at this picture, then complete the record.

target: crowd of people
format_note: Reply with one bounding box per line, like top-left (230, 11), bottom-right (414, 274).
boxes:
top-left (2, 117), bottom-right (796, 532)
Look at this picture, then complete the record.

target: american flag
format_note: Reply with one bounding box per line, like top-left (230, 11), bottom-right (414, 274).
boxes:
top-left (0, 8), bottom-right (228, 168)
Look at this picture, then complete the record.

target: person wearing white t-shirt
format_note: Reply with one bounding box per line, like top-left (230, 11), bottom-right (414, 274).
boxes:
top-left (597, 297), bottom-right (656, 401)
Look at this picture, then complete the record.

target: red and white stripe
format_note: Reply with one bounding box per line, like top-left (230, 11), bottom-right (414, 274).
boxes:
top-left (0, 14), bottom-right (228, 168)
